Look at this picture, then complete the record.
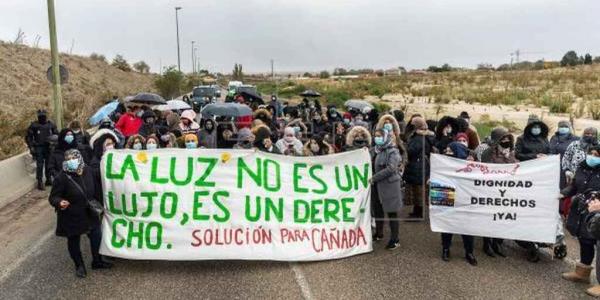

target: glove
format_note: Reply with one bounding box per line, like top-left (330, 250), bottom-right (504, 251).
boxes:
top-left (565, 171), bottom-right (574, 179)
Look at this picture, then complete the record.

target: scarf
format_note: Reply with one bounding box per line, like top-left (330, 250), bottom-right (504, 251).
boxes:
top-left (62, 149), bottom-right (85, 175)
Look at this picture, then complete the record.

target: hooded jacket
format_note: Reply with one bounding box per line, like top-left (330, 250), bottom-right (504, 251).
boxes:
top-left (481, 127), bottom-right (517, 164)
top-left (345, 126), bottom-right (372, 151)
top-left (434, 116), bottom-right (459, 152)
top-left (198, 119), bottom-right (218, 149)
top-left (179, 110), bottom-right (200, 135)
top-left (48, 129), bottom-right (79, 178)
top-left (138, 110), bottom-right (166, 137)
top-left (515, 116), bottom-right (550, 161)
top-left (403, 129), bottom-right (436, 185)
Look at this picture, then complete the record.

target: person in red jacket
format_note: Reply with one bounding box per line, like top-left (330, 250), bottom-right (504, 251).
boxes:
top-left (115, 105), bottom-right (143, 138)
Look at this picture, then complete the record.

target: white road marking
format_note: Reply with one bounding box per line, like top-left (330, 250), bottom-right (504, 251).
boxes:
top-left (0, 230), bottom-right (53, 283)
top-left (289, 262), bottom-right (314, 300)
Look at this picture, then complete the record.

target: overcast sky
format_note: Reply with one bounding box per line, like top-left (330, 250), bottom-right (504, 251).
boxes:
top-left (1, 0), bottom-right (599, 74)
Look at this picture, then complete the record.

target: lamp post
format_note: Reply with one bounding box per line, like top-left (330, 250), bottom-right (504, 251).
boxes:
top-left (175, 6), bottom-right (182, 72)
top-left (191, 40), bottom-right (195, 74)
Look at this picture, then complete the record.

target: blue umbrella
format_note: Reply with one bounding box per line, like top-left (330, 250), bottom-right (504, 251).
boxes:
top-left (89, 100), bottom-right (119, 125)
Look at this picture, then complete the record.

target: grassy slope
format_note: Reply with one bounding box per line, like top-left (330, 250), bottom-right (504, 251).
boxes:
top-left (0, 41), bottom-right (155, 159)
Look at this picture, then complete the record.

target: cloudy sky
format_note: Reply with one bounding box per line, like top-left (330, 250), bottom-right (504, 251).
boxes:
top-left (1, 0), bottom-right (599, 73)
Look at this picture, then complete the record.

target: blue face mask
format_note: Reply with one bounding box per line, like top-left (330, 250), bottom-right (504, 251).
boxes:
top-left (587, 156), bottom-right (600, 167)
top-left (374, 136), bottom-right (385, 145)
top-left (64, 135), bottom-right (74, 144)
top-left (531, 127), bottom-right (542, 136)
top-left (558, 127), bottom-right (570, 135)
top-left (185, 142), bottom-right (197, 149)
top-left (66, 158), bottom-right (79, 171)
top-left (383, 123), bottom-right (393, 132)
top-left (146, 143), bottom-right (157, 150)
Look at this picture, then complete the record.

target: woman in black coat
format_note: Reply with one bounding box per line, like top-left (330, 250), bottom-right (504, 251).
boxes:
top-left (48, 128), bottom-right (78, 180)
top-left (560, 145), bottom-right (600, 283)
top-left (49, 149), bottom-right (112, 278)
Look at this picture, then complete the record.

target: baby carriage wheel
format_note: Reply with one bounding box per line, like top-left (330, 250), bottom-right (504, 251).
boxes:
top-left (554, 244), bottom-right (567, 259)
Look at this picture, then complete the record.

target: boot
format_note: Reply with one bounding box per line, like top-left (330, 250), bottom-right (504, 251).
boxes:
top-left (526, 248), bottom-right (540, 263)
top-left (483, 242), bottom-right (495, 258)
top-left (408, 206), bottom-right (423, 219)
top-left (561, 263), bottom-right (592, 283)
top-left (45, 177), bottom-right (53, 186)
top-left (442, 248), bottom-right (450, 262)
top-left (75, 265), bottom-right (87, 278)
top-left (491, 241), bottom-right (506, 257)
top-left (92, 255), bottom-right (114, 270)
top-left (37, 179), bottom-right (45, 191)
top-left (587, 285), bottom-right (600, 297)
top-left (465, 253), bottom-right (478, 266)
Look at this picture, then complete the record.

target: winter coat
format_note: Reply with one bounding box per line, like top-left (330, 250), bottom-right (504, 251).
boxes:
top-left (48, 166), bottom-right (99, 237)
top-left (434, 116), bottom-right (459, 152)
top-left (561, 162), bottom-right (600, 198)
top-left (48, 129), bottom-right (79, 178)
top-left (566, 193), bottom-right (595, 240)
top-left (562, 140), bottom-right (597, 175)
top-left (376, 114), bottom-right (408, 167)
top-left (345, 126), bottom-right (372, 151)
top-left (550, 132), bottom-right (579, 188)
top-left (515, 116), bottom-right (550, 161)
top-left (481, 128), bottom-right (517, 164)
top-left (586, 212), bottom-right (600, 240)
top-left (371, 145), bottom-right (403, 212)
top-left (198, 129), bottom-right (217, 148)
top-left (403, 130), bottom-right (436, 185)
top-left (275, 138), bottom-right (304, 155)
top-left (115, 112), bottom-right (142, 138)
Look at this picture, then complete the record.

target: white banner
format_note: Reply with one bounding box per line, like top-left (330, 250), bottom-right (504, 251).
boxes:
top-left (429, 154), bottom-right (560, 243)
top-left (99, 149), bottom-right (372, 261)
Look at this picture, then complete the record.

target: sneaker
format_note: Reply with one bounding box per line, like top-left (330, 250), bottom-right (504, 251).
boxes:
top-left (442, 248), bottom-right (450, 262)
top-left (91, 260), bottom-right (113, 270)
top-left (385, 239), bottom-right (400, 250)
top-left (372, 234), bottom-right (383, 242)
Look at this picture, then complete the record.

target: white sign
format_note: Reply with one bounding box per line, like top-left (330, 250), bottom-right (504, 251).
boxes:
top-left (99, 149), bottom-right (372, 261)
top-left (429, 154), bottom-right (560, 243)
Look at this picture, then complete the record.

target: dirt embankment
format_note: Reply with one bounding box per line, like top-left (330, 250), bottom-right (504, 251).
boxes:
top-left (0, 41), bottom-right (155, 159)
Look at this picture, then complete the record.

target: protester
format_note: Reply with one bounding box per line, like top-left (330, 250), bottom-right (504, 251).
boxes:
top-left (269, 95), bottom-right (282, 117)
top-left (48, 128), bottom-right (79, 180)
top-left (303, 135), bottom-right (334, 156)
top-left (160, 132), bottom-right (178, 148)
top-left (125, 135), bottom-right (145, 150)
top-left (435, 116), bottom-right (458, 152)
top-left (550, 121), bottom-right (579, 189)
top-left (48, 149), bottom-right (112, 278)
top-left (115, 105), bottom-right (143, 138)
top-left (184, 134), bottom-right (199, 149)
top-left (327, 105), bottom-right (343, 124)
top-left (441, 141), bottom-right (477, 265)
top-left (515, 115), bottom-right (550, 161)
top-left (145, 135), bottom-right (160, 150)
top-left (138, 110), bottom-right (161, 137)
top-left (457, 112), bottom-right (480, 150)
top-left (344, 125), bottom-right (372, 151)
top-left (179, 110), bottom-right (200, 135)
top-left (26, 109), bottom-right (58, 190)
top-left (392, 110), bottom-right (406, 136)
top-left (370, 129), bottom-right (402, 250)
top-left (403, 116), bottom-right (436, 219)
top-left (276, 127), bottom-right (303, 155)
top-left (311, 110), bottom-right (329, 135)
top-left (233, 128), bottom-right (255, 149)
top-left (198, 119), bottom-right (217, 149)
top-left (560, 146), bottom-right (600, 284)
top-left (563, 127), bottom-right (599, 184)
top-left (480, 127), bottom-right (516, 257)
top-left (333, 123), bottom-right (349, 152)
top-left (585, 199), bottom-right (600, 296)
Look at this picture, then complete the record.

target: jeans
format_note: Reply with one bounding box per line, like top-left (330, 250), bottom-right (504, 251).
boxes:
top-left (67, 225), bottom-right (102, 267)
top-left (34, 146), bottom-right (50, 181)
top-left (442, 233), bottom-right (474, 254)
top-left (580, 238), bottom-right (596, 265)
top-left (372, 197), bottom-right (399, 241)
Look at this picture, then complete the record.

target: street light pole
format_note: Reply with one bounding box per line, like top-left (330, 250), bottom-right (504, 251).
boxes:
top-left (175, 7), bottom-right (182, 72)
top-left (46, 0), bottom-right (64, 129)
top-left (191, 41), bottom-right (195, 74)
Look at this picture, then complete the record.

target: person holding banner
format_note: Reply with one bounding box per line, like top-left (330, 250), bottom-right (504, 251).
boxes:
top-left (480, 127), bottom-right (516, 257)
top-left (49, 149), bottom-right (112, 278)
top-left (440, 141), bottom-right (477, 265)
top-left (370, 129), bottom-right (403, 250)
top-left (561, 146), bottom-right (600, 285)
top-left (563, 127), bottom-right (599, 185)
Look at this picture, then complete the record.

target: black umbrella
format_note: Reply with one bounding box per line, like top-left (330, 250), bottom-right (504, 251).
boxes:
top-left (239, 90), bottom-right (264, 104)
top-left (300, 90), bottom-right (321, 97)
top-left (344, 99), bottom-right (374, 111)
top-left (128, 93), bottom-right (167, 105)
top-left (201, 103), bottom-right (253, 118)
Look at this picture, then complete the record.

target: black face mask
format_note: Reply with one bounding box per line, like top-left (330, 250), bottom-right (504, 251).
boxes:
top-left (583, 136), bottom-right (597, 144)
top-left (354, 139), bottom-right (368, 147)
top-left (499, 141), bottom-right (512, 148)
top-left (38, 115), bottom-right (47, 124)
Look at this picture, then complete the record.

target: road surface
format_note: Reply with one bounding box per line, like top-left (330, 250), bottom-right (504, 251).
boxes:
top-left (0, 189), bottom-right (592, 299)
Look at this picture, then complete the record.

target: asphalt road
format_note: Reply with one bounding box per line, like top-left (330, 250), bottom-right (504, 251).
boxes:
top-left (0, 189), bottom-right (594, 299)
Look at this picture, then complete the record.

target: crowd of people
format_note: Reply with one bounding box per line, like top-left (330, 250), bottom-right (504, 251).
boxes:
top-left (22, 95), bottom-right (600, 296)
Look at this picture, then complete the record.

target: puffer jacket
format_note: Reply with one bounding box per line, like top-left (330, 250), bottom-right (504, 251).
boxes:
top-left (515, 116), bottom-right (549, 161)
top-left (344, 126), bottom-right (372, 151)
top-left (481, 127), bottom-right (517, 164)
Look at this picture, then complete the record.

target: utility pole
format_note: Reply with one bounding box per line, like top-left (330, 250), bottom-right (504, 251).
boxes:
top-left (271, 59), bottom-right (274, 80)
top-left (191, 41), bottom-right (195, 74)
top-left (175, 7), bottom-right (182, 72)
top-left (46, 0), bottom-right (63, 129)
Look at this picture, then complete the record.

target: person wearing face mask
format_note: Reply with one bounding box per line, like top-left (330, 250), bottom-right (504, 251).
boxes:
top-left (515, 115), bottom-right (550, 162)
top-left (68, 120), bottom-right (92, 163)
top-left (376, 114), bottom-right (408, 163)
top-left (480, 127), bottom-right (516, 258)
top-left (560, 146), bottom-right (600, 288)
top-left (26, 109), bottom-right (58, 190)
top-left (404, 116), bottom-right (436, 219)
top-left (454, 133), bottom-right (474, 160)
top-left (184, 134), bottom-right (199, 149)
top-left (115, 105), bottom-right (143, 139)
top-left (253, 124), bottom-right (280, 154)
top-left (303, 135), bottom-right (334, 156)
top-left (333, 123), bottom-right (349, 152)
top-left (125, 135), bottom-right (146, 150)
top-left (48, 149), bottom-right (112, 278)
top-left (435, 116), bottom-right (458, 153)
top-left (198, 118), bottom-right (218, 149)
top-left (89, 128), bottom-right (120, 212)
top-left (138, 110), bottom-right (165, 138)
top-left (233, 128), bottom-right (255, 150)
top-left (311, 111), bottom-right (329, 135)
top-left (370, 129), bottom-right (403, 250)
top-left (179, 110), bottom-right (200, 136)
top-left (326, 105), bottom-right (343, 125)
top-left (145, 135), bottom-right (160, 150)
top-left (48, 129), bottom-right (79, 181)
top-left (284, 108), bottom-right (307, 134)
top-left (276, 127), bottom-right (303, 156)
top-left (344, 125), bottom-right (372, 151)
top-left (550, 121), bottom-right (580, 189)
top-left (342, 112), bottom-right (353, 126)
top-left (351, 112), bottom-right (369, 129)
top-left (440, 141), bottom-right (477, 265)
top-left (457, 112), bottom-right (480, 150)
top-left (563, 127), bottom-right (597, 186)
top-left (159, 132), bottom-right (178, 148)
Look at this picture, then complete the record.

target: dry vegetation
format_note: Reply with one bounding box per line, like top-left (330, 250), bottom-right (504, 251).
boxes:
top-left (0, 41), bottom-right (155, 159)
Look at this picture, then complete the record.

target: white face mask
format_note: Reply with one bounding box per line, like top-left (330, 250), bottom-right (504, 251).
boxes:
top-left (146, 143), bottom-right (157, 150)
top-left (133, 143), bottom-right (142, 150)
top-left (310, 144), bottom-right (320, 153)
